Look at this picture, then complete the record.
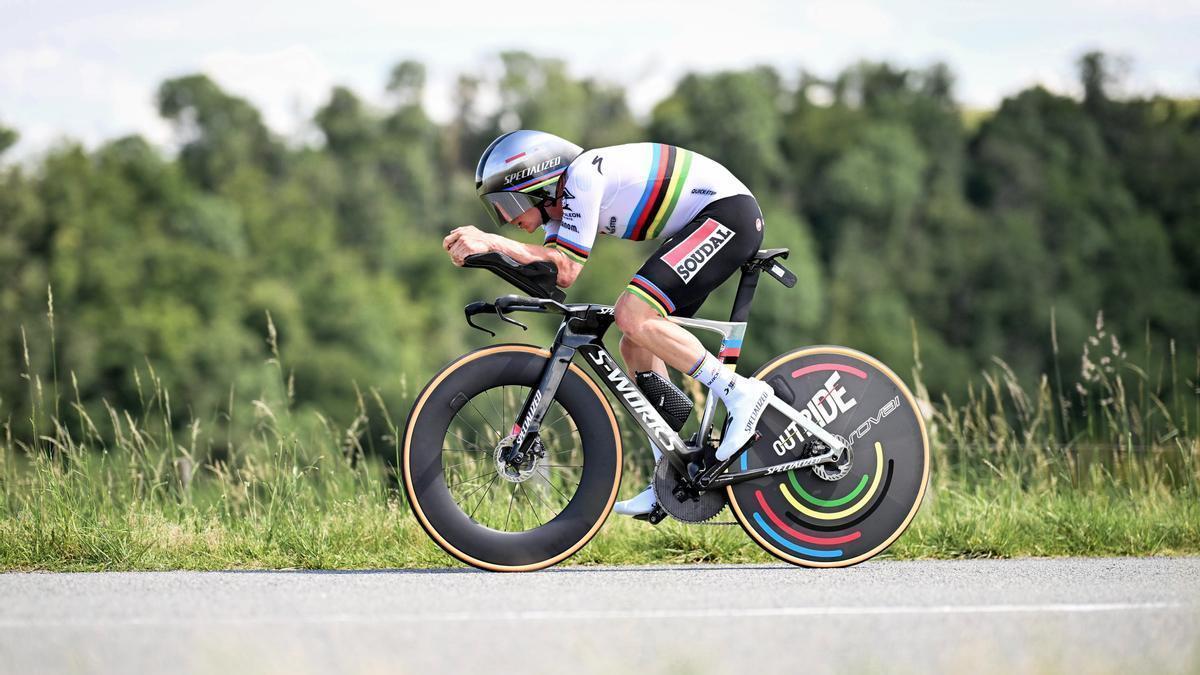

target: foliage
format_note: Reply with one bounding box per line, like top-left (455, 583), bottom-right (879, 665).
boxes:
top-left (1, 50), bottom-right (1198, 456)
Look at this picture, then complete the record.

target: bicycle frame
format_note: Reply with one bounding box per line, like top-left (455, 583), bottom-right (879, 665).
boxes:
top-left (486, 255), bottom-right (848, 492)
top-left (501, 302), bottom-right (724, 477)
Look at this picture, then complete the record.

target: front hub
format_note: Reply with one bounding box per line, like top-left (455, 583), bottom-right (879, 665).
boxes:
top-left (494, 434), bottom-right (543, 483)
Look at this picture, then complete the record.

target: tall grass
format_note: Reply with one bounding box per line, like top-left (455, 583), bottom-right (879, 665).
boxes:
top-left (1, 294), bottom-right (1197, 570)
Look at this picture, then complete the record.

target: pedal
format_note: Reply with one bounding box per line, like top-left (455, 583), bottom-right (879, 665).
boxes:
top-left (633, 503), bottom-right (668, 525)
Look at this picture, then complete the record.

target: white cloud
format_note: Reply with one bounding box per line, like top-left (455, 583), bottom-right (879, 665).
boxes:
top-left (0, 44), bottom-right (169, 158)
top-left (0, 0), bottom-right (1197, 161)
top-left (800, 0), bottom-right (895, 40)
top-left (0, 46), bottom-right (64, 89)
top-left (200, 45), bottom-right (336, 136)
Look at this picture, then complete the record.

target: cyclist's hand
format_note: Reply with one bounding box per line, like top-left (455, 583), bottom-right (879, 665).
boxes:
top-left (444, 226), bottom-right (494, 266)
top-left (442, 225), bottom-right (483, 250)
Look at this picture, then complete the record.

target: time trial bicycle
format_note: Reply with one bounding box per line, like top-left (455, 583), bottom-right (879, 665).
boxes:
top-left (402, 249), bottom-right (929, 571)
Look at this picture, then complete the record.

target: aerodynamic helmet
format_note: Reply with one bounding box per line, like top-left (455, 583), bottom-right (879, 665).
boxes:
top-left (475, 129), bottom-right (582, 227)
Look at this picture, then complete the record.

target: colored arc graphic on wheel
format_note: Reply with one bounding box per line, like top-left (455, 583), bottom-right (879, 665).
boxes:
top-left (747, 442), bottom-right (885, 560)
top-left (780, 442), bottom-right (885, 520)
top-left (788, 471), bottom-right (868, 507)
top-left (753, 491), bottom-right (861, 545)
top-left (791, 363), bottom-right (868, 380)
top-left (751, 512), bottom-right (845, 558)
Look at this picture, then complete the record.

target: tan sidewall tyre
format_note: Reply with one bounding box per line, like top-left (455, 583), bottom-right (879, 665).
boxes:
top-left (726, 346), bottom-right (930, 568)
top-left (402, 344), bottom-right (622, 572)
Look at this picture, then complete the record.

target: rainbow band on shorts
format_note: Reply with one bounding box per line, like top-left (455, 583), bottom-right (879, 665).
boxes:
top-left (627, 274), bottom-right (675, 316)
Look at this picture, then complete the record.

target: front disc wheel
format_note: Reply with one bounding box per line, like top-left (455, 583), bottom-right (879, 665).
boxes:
top-left (403, 345), bottom-right (622, 571)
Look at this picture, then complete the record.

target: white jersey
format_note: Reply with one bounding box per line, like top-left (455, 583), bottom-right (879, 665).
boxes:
top-left (542, 143), bottom-right (750, 263)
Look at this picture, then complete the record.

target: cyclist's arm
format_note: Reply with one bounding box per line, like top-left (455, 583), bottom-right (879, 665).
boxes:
top-left (539, 165), bottom-right (602, 286)
top-left (485, 234), bottom-right (583, 288)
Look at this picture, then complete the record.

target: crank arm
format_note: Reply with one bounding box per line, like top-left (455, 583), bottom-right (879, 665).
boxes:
top-left (695, 432), bottom-right (761, 489)
top-left (732, 449), bottom-right (840, 481)
top-left (766, 396), bottom-right (848, 456)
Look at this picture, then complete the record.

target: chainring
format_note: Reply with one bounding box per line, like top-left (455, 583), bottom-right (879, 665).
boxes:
top-left (652, 458), bottom-right (727, 523)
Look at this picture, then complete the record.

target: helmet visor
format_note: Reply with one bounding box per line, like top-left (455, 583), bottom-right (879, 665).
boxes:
top-left (480, 191), bottom-right (540, 227)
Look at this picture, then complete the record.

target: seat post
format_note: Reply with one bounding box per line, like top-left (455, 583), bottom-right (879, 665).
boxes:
top-left (728, 263), bottom-right (763, 324)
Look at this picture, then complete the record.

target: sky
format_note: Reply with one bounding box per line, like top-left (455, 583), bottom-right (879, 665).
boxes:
top-left (1, 0), bottom-right (1198, 159)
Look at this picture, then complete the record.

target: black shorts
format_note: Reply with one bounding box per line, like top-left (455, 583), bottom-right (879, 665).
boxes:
top-left (626, 194), bottom-right (764, 317)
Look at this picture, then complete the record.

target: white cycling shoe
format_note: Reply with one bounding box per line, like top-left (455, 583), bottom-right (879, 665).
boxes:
top-left (715, 378), bottom-right (774, 461)
top-left (614, 442), bottom-right (663, 517)
top-left (613, 485), bottom-right (657, 516)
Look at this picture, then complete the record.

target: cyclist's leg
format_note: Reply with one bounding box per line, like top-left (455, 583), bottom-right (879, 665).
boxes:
top-left (617, 194), bottom-right (770, 461)
top-left (616, 194), bottom-right (763, 367)
top-left (618, 334), bottom-right (667, 379)
top-left (616, 335), bottom-right (670, 450)
top-left (614, 292), bottom-right (707, 373)
top-left (612, 319), bottom-right (671, 516)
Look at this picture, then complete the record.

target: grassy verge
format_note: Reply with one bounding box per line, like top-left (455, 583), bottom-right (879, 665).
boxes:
top-left (1, 468), bottom-right (1196, 571)
top-left (2, 312), bottom-right (1198, 571)
top-left (1, 414), bottom-right (1196, 571)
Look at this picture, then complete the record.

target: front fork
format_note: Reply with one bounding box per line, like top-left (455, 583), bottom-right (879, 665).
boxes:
top-left (509, 341), bottom-right (577, 462)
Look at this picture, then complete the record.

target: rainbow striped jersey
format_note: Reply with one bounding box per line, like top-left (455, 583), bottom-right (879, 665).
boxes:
top-left (543, 143), bottom-right (751, 264)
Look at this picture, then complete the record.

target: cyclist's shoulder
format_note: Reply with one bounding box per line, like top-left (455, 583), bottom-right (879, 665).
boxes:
top-left (564, 145), bottom-right (623, 192)
top-left (568, 143), bottom-right (663, 169)
top-left (586, 142), bottom-right (737, 179)
top-left (564, 142), bottom-right (744, 191)
top-left (566, 143), bottom-right (661, 186)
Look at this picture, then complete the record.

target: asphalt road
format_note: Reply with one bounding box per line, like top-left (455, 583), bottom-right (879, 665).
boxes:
top-left (1, 558), bottom-right (1197, 675)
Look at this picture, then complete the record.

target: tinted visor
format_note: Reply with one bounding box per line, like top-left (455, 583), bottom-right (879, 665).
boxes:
top-left (480, 191), bottom-right (540, 227)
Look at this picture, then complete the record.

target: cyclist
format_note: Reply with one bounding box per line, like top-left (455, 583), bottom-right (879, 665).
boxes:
top-left (444, 129), bottom-right (773, 517)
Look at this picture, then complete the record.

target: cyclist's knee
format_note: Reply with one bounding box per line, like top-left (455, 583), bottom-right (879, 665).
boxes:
top-left (614, 292), bottom-right (654, 338)
top-left (618, 333), bottom-right (637, 355)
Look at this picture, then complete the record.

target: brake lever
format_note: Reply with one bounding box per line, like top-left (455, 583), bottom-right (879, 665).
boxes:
top-left (464, 302), bottom-right (496, 337)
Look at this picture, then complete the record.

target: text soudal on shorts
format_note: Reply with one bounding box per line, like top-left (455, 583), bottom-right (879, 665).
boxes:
top-left (626, 194), bottom-right (764, 317)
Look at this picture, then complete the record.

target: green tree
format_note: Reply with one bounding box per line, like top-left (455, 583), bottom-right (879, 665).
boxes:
top-left (158, 75), bottom-right (284, 190)
top-left (2, 52), bottom-right (1198, 451)
top-left (649, 67), bottom-right (785, 193)
top-left (0, 123), bottom-right (16, 157)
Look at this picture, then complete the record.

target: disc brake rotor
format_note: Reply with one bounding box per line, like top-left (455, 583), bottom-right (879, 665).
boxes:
top-left (813, 437), bottom-right (853, 482)
top-left (494, 434), bottom-right (542, 483)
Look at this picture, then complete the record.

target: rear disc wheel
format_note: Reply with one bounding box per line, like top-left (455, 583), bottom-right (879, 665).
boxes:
top-left (726, 346), bottom-right (929, 567)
